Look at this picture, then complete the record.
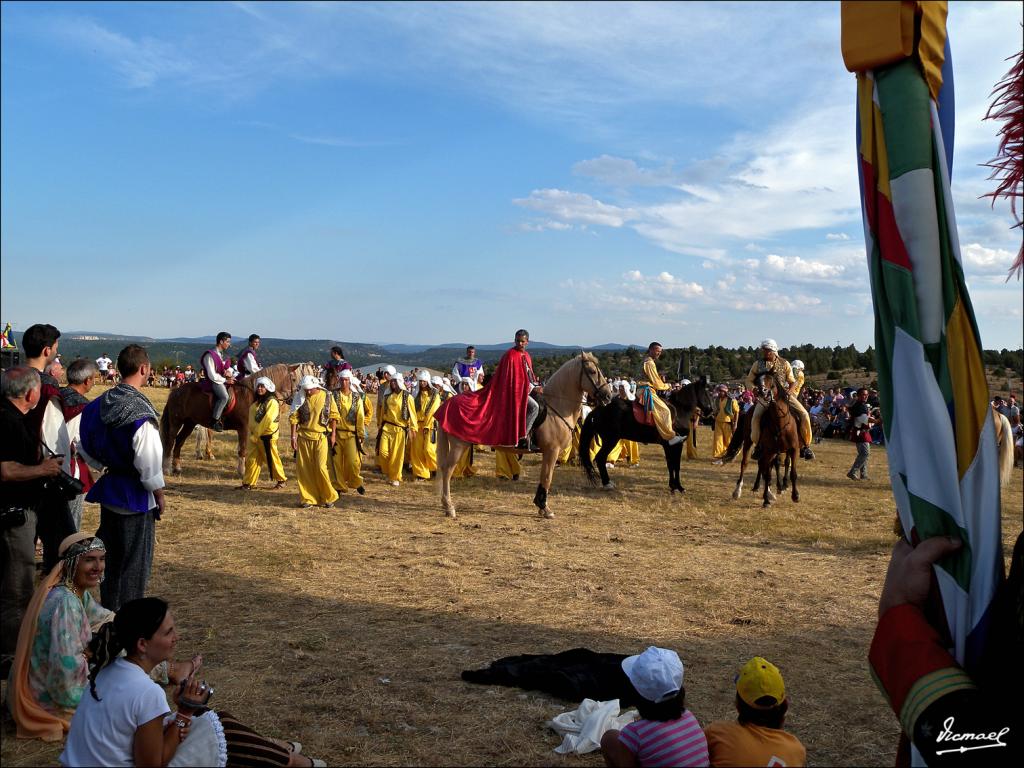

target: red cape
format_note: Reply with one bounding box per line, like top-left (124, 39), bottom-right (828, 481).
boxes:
top-left (436, 347), bottom-right (533, 446)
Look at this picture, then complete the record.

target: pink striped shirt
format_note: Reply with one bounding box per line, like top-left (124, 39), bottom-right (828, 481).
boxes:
top-left (619, 712), bottom-right (710, 767)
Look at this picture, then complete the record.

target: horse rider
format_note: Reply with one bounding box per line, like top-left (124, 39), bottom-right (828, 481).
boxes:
top-left (509, 330), bottom-right (542, 451)
top-left (325, 346), bottom-right (353, 388)
top-left (637, 342), bottom-right (685, 447)
top-left (237, 334), bottom-right (263, 380)
top-left (201, 331), bottom-right (234, 432)
top-left (744, 339), bottom-right (815, 460)
top-left (452, 345), bottom-right (484, 391)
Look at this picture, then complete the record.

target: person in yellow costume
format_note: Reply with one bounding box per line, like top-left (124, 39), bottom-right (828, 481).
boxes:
top-left (745, 339), bottom-right (814, 460)
top-left (452, 377), bottom-right (477, 478)
top-left (330, 369), bottom-right (366, 496)
top-left (378, 373), bottom-right (418, 486)
top-left (409, 370), bottom-right (442, 481)
top-left (239, 376), bottom-right (287, 489)
top-left (711, 384), bottom-right (738, 462)
top-left (495, 448), bottom-right (522, 480)
top-left (613, 380), bottom-right (641, 466)
top-left (289, 374), bottom-right (340, 508)
top-left (638, 342), bottom-right (685, 446)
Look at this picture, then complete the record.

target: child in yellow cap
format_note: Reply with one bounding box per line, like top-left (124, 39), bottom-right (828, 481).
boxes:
top-left (703, 657), bottom-right (806, 767)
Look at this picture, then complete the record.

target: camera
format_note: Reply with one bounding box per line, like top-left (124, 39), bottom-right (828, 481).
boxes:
top-left (42, 469), bottom-right (85, 501)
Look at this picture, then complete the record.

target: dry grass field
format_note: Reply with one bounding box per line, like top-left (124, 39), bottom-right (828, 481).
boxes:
top-left (3, 383), bottom-right (1021, 767)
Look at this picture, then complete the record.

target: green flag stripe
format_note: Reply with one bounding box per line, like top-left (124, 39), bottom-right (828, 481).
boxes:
top-left (900, 474), bottom-right (972, 590)
top-left (875, 61), bottom-right (933, 180)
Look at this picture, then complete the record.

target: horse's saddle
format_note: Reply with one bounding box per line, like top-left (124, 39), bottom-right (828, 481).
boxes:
top-left (196, 381), bottom-right (238, 420)
top-left (632, 401), bottom-right (655, 427)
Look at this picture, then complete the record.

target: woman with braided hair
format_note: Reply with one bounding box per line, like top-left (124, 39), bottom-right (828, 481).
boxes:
top-left (62, 597), bottom-right (323, 767)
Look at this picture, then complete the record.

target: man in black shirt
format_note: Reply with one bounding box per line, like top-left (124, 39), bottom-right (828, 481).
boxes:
top-left (0, 366), bottom-right (62, 676)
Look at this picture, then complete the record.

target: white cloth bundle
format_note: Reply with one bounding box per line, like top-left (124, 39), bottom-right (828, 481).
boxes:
top-left (548, 698), bottom-right (638, 755)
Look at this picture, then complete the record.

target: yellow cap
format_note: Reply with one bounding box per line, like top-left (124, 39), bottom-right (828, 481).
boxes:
top-left (736, 657), bottom-right (786, 709)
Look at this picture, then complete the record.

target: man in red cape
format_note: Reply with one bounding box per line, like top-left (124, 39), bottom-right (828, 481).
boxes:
top-left (436, 329), bottom-right (539, 449)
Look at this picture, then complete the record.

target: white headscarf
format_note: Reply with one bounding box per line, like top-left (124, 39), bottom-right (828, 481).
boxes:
top-left (384, 365), bottom-right (397, 377)
top-left (417, 370), bottom-right (431, 383)
top-left (254, 376), bottom-right (276, 393)
top-left (760, 338), bottom-right (779, 352)
top-left (300, 375), bottom-right (322, 391)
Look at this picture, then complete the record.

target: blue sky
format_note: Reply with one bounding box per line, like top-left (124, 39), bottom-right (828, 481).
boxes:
top-left (2, 1), bottom-right (1021, 349)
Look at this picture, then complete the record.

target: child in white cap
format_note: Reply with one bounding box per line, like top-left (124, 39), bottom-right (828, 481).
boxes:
top-left (600, 646), bottom-right (709, 767)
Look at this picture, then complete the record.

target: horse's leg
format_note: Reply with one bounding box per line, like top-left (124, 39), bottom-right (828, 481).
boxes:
top-left (236, 426), bottom-right (246, 478)
top-left (781, 455), bottom-right (790, 490)
top-left (752, 463), bottom-right (762, 492)
top-left (668, 441), bottom-right (684, 494)
top-left (439, 432), bottom-right (465, 518)
top-left (594, 435), bottom-right (614, 489)
top-left (732, 441), bottom-right (751, 499)
top-left (762, 453), bottom-right (776, 507)
top-left (790, 449), bottom-right (799, 502)
top-left (535, 445), bottom-right (558, 519)
top-left (173, 422), bottom-right (197, 475)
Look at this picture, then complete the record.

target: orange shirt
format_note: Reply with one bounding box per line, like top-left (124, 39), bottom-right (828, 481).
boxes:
top-left (704, 721), bottom-right (806, 767)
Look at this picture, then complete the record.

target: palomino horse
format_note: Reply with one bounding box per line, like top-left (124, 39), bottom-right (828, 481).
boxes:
top-left (437, 352), bottom-right (612, 519)
top-left (730, 373), bottom-right (800, 507)
top-left (160, 363), bottom-right (316, 476)
top-left (579, 377), bottom-right (713, 493)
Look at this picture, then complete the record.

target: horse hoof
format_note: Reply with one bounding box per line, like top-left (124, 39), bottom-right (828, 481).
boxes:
top-left (539, 508), bottom-right (555, 519)
top-left (762, 501), bottom-right (772, 508)
top-left (732, 488), bottom-right (742, 500)
top-left (792, 493), bottom-right (799, 503)
top-left (601, 482), bottom-right (615, 491)
top-left (445, 509), bottom-right (457, 519)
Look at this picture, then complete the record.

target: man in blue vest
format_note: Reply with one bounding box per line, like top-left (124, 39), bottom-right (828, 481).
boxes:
top-left (79, 344), bottom-right (165, 611)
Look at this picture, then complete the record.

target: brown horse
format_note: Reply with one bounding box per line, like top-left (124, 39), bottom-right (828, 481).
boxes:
top-left (160, 363), bottom-right (316, 476)
top-left (730, 373), bottom-right (799, 507)
top-left (437, 352), bottom-right (612, 520)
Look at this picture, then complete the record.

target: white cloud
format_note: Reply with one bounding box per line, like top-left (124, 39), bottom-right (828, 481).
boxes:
top-left (513, 189), bottom-right (635, 228)
top-left (961, 243), bottom-right (1017, 273)
top-left (762, 253), bottom-right (846, 281)
top-left (826, 232), bottom-right (850, 241)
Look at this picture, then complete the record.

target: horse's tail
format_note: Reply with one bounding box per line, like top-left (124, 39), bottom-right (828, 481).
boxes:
top-left (721, 409), bottom-right (748, 463)
top-left (159, 396), bottom-right (173, 459)
top-left (579, 410), bottom-right (600, 485)
top-left (997, 412), bottom-right (1014, 487)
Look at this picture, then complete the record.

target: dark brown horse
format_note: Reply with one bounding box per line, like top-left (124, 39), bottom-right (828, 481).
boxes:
top-left (160, 363), bottom-right (315, 476)
top-left (729, 373), bottom-right (800, 507)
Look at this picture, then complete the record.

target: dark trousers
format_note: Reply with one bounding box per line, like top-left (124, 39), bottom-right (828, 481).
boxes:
top-left (1, 509), bottom-right (38, 673)
top-left (35, 492), bottom-right (76, 573)
top-left (97, 506), bottom-right (155, 612)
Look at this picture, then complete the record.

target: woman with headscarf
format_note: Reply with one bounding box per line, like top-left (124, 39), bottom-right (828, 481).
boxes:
top-left (378, 374), bottom-right (418, 486)
top-left (7, 533), bottom-right (196, 742)
top-left (409, 371), bottom-right (441, 481)
top-left (289, 375), bottom-right (340, 508)
top-left (240, 377), bottom-right (286, 490)
top-left (330, 369), bottom-right (366, 496)
top-left (711, 384), bottom-right (737, 461)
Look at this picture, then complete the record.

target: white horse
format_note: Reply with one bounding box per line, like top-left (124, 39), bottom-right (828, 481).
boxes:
top-left (436, 352), bottom-right (612, 519)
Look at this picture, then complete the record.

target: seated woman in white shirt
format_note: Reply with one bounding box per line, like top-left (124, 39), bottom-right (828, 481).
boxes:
top-left (61, 597), bottom-right (323, 767)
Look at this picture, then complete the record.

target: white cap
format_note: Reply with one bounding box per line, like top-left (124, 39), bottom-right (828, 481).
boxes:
top-left (385, 365), bottom-right (397, 377)
top-left (760, 338), bottom-right (778, 352)
top-left (791, 359), bottom-right (804, 371)
top-left (431, 375), bottom-right (444, 387)
top-left (622, 646), bottom-right (684, 703)
top-left (299, 375), bottom-right (322, 391)
top-left (391, 375), bottom-right (406, 391)
top-left (254, 376), bottom-right (276, 393)
top-left (340, 369), bottom-right (353, 380)
top-left (417, 370), bottom-right (431, 383)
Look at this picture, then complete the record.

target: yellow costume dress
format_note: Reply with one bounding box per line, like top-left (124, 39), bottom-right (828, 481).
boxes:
top-left (712, 395), bottom-right (737, 459)
top-left (495, 448), bottom-right (522, 479)
top-left (243, 396), bottom-right (286, 485)
top-left (639, 356), bottom-right (677, 442)
top-left (745, 357), bottom-right (812, 446)
top-left (289, 388), bottom-right (340, 506)
top-left (409, 388), bottom-right (441, 479)
top-left (623, 440), bottom-right (640, 466)
top-left (331, 388), bottom-right (366, 492)
top-left (378, 390), bottom-right (418, 483)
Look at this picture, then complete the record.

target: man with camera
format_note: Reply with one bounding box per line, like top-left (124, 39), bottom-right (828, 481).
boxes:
top-left (23, 322), bottom-right (77, 572)
top-left (79, 345), bottom-right (165, 611)
top-left (0, 366), bottom-right (63, 677)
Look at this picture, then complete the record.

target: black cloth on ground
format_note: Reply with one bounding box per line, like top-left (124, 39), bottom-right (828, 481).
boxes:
top-left (461, 648), bottom-right (640, 706)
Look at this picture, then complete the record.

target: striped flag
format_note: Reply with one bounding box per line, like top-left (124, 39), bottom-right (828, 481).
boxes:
top-left (843, 0), bottom-right (1003, 677)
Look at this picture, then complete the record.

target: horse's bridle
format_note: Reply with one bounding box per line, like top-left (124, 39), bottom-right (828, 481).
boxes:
top-left (579, 358), bottom-right (611, 406)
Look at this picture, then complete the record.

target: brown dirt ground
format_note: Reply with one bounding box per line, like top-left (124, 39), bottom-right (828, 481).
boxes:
top-left (2, 384), bottom-right (1021, 766)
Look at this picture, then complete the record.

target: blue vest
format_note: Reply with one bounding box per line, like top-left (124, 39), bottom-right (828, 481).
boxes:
top-left (80, 401), bottom-right (153, 513)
